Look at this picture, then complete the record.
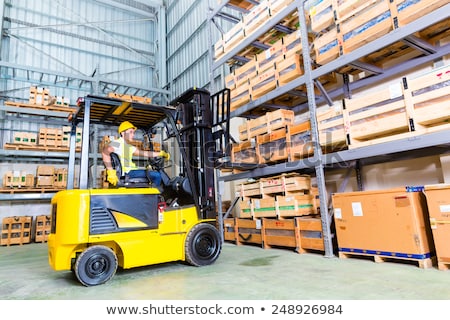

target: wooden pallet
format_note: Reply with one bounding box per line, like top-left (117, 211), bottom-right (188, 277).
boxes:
top-left (4, 100), bottom-right (77, 113)
top-left (0, 187), bottom-right (64, 193)
top-left (3, 143), bottom-right (80, 152)
top-left (338, 249), bottom-right (435, 269)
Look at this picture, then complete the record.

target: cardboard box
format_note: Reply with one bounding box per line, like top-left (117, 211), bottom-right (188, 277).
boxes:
top-left (332, 187), bottom-right (434, 264)
top-left (424, 184), bottom-right (450, 270)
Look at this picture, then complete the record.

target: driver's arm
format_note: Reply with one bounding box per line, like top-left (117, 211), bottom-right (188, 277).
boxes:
top-left (134, 149), bottom-right (160, 158)
top-left (102, 145), bottom-right (115, 170)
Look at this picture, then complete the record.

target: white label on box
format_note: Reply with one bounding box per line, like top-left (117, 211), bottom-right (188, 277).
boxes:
top-left (351, 202), bottom-right (363, 216)
top-left (255, 219), bottom-right (262, 229)
top-left (389, 83), bottom-right (402, 99)
top-left (254, 199), bottom-right (260, 209)
top-left (439, 204), bottom-right (450, 213)
top-left (334, 208), bottom-right (342, 219)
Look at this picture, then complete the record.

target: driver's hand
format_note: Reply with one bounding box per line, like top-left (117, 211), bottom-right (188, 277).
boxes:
top-left (106, 169), bottom-right (119, 186)
top-left (159, 150), bottom-right (170, 161)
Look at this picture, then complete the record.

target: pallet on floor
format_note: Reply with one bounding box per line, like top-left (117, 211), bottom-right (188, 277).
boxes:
top-left (224, 215), bottom-right (325, 254)
top-left (338, 249), bottom-right (435, 269)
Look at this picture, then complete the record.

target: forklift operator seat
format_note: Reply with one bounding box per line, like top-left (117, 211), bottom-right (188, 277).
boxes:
top-left (110, 152), bottom-right (150, 187)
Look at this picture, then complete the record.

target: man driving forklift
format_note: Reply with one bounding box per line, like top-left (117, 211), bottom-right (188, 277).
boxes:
top-left (102, 120), bottom-right (170, 187)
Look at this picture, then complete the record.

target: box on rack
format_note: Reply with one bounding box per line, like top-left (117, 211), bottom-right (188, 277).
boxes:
top-left (2, 171), bottom-right (34, 188)
top-left (13, 132), bottom-right (37, 145)
top-left (257, 127), bottom-right (290, 164)
top-left (39, 128), bottom-right (63, 147)
top-left (62, 126), bottom-right (82, 148)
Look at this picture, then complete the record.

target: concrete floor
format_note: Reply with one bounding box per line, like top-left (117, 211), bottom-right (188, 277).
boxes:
top-left (1, 242), bottom-right (450, 300)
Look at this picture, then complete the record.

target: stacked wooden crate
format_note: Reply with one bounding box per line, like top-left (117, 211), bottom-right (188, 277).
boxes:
top-left (232, 109), bottom-right (314, 168)
top-left (317, 64), bottom-right (450, 150)
top-left (224, 173), bottom-right (325, 253)
top-left (309, 0), bottom-right (447, 65)
top-left (2, 171), bottom-right (34, 188)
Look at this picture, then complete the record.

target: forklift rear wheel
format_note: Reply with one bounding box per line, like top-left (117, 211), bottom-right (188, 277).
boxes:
top-left (74, 245), bottom-right (118, 286)
top-left (185, 223), bottom-right (221, 266)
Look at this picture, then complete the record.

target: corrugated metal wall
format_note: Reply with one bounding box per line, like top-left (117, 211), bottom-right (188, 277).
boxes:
top-left (1, 0), bottom-right (160, 104)
top-left (165, 0), bottom-right (233, 98)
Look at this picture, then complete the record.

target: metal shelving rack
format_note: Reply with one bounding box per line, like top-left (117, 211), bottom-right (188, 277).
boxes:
top-left (208, 0), bottom-right (450, 257)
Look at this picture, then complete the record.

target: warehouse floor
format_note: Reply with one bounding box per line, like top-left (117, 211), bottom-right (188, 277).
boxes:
top-left (1, 242), bottom-right (450, 300)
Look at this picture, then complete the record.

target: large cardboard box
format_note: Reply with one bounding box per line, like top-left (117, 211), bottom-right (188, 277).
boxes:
top-left (424, 184), bottom-right (450, 270)
top-left (332, 187), bottom-right (434, 264)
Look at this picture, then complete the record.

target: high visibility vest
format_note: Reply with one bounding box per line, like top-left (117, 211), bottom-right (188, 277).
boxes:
top-left (110, 137), bottom-right (137, 173)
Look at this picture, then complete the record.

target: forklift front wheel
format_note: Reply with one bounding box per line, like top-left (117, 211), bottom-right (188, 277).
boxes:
top-left (74, 245), bottom-right (118, 286)
top-left (185, 223), bottom-right (221, 267)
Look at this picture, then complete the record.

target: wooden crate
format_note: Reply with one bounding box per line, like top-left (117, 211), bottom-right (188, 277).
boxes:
top-left (230, 78), bottom-right (251, 111)
top-left (231, 141), bottom-right (260, 167)
top-left (242, 109), bottom-right (295, 139)
top-left (238, 198), bottom-right (253, 218)
top-left (1, 216), bottom-right (32, 246)
top-left (36, 175), bottom-right (54, 187)
top-left (289, 120), bottom-right (314, 160)
top-left (277, 194), bottom-right (315, 218)
top-left (236, 218), bottom-right (263, 245)
top-left (214, 20), bottom-right (245, 60)
top-left (407, 64), bottom-right (450, 129)
top-left (223, 218), bottom-right (237, 242)
top-left (253, 196), bottom-right (277, 218)
top-left (394, 0), bottom-right (448, 27)
top-left (345, 82), bottom-right (411, 147)
top-left (239, 180), bottom-right (262, 198)
top-left (36, 165), bottom-right (55, 176)
top-left (243, 4), bottom-right (271, 37)
top-left (2, 171), bottom-right (34, 188)
top-left (317, 105), bottom-right (348, 151)
top-left (34, 215), bottom-right (51, 243)
top-left (250, 62), bottom-right (277, 100)
top-left (276, 53), bottom-right (303, 85)
top-left (38, 128), bottom-right (63, 147)
top-left (62, 126), bottom-right (82, 148)
top-left (13, 132), bottom-right (37, 145)
top-left (54, 168), bottom-right (68, 188)
top-left (281, 29), bottom-right (302, 57)
top-left (257, 127), bottom-right (290, 164)
top-left (261, 173), bottom-right (311, 195)
top-left (296, 215), bottom-right (325, 253)
top-left (262, 217), bottom-right (299, 250)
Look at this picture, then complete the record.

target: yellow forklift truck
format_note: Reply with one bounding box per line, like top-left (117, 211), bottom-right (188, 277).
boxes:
top-left (48, 88), bottom-right (231, 286)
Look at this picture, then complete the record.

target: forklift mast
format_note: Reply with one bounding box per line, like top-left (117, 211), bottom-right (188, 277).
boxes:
top-left (171, 87), bottom-right (232, 220)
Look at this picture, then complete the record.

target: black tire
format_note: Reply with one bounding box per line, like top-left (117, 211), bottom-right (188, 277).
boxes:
top-left (185, 223), bottom-right (221, 266)
top-left (74, 245), bottom-right (118, 286)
